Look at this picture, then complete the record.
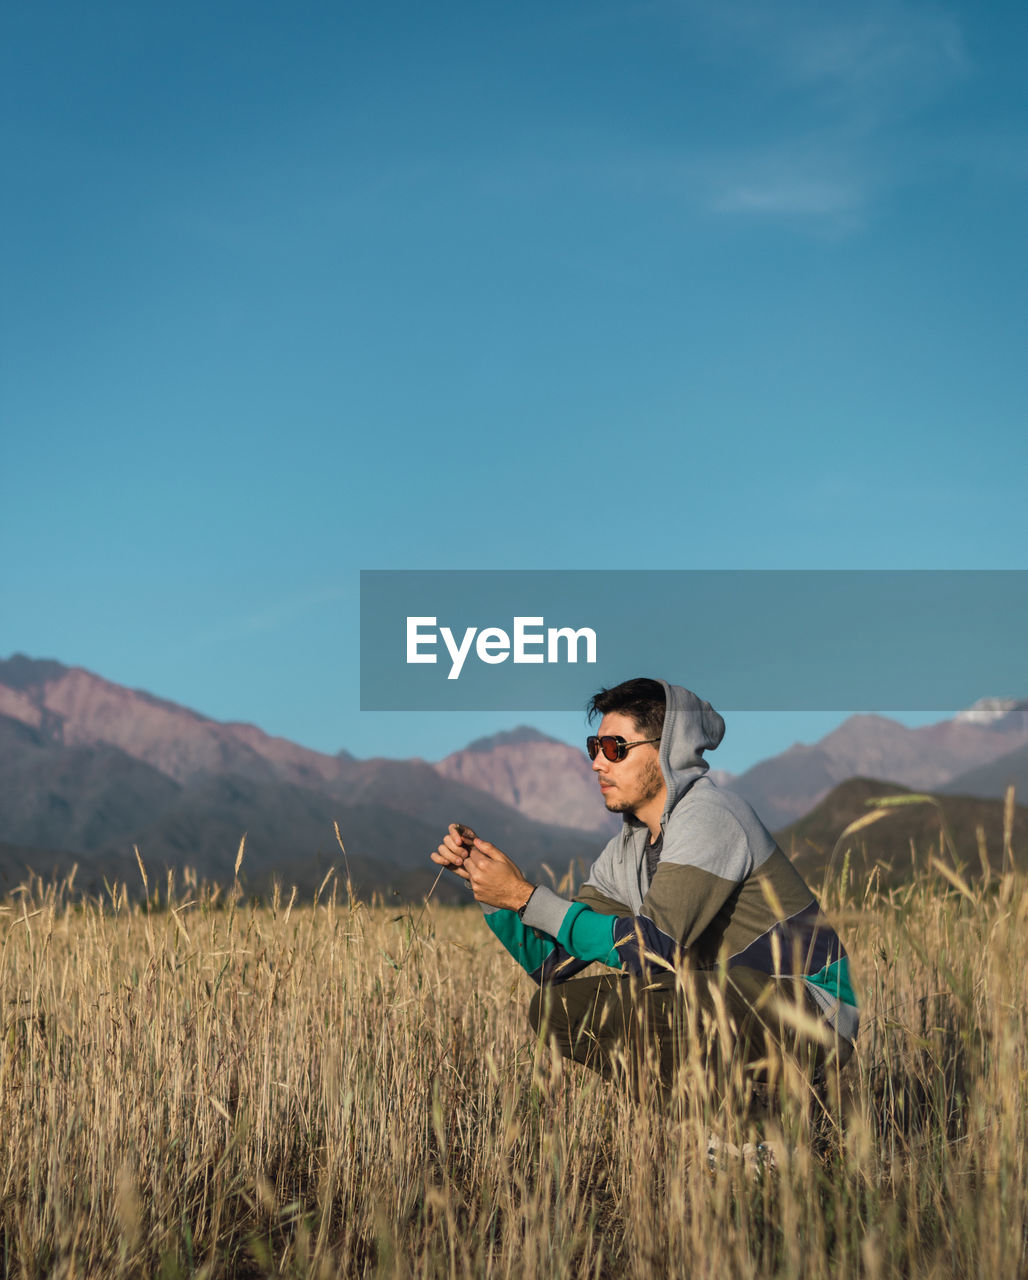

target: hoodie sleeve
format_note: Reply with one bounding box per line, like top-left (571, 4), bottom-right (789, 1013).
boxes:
top-left (480, 903), bottom-right (599, 984)
top-left (514, 833), bottom-right (634, 976)
top-left (480, 834), bottom-right (628, 985)
top-left (516, 802), bottom-right (755, 978)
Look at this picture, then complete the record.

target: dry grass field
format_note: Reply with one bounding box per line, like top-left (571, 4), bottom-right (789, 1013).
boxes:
top-left (1, 820), bottom-right (1027, 1278)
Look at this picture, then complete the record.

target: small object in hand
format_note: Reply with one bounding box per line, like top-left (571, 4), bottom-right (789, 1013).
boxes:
top-left (454, 822), bottom-right (477, 850)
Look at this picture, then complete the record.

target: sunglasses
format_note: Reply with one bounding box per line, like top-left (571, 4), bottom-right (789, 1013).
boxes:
top-left (586, 734), bottom-right (660, 762)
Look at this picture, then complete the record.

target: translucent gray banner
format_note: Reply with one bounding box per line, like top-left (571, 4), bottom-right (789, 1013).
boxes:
top-left (360, 570), bottom-right (1026, 711)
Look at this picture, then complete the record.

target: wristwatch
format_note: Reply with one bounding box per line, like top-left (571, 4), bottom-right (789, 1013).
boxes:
top-left (517, 886), bottom-right (537, 920)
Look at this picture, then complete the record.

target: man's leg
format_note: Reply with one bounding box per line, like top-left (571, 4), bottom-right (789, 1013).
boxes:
top-left (528, 972), bottom-right (686, 1092)
top-left (711, 966), bottom-right (855, 1125)
top-left (721, 967), bottom-right (854, 1072)
top-left (529, 967), bottom-right (853, 1101)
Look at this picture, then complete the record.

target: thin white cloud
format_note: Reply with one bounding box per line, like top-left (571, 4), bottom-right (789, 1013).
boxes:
top-left (539, 1), bottom-right (975, 236)
top-left (712, 174), bottom-right (861, 219)
top-left (683, 0), bottom-right (969, 104)
top-left (698, 151), bottom-right (873, 235)
top-left (665, 0), bottom-right (971, 230)
top-left (787, 12), bottom-right (966, 106)
top-left (693, 131), bottom-right (877, 228)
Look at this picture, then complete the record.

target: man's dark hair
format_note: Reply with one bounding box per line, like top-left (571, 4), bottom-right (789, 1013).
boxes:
top-left (588, 677), bottom-right (666, 739)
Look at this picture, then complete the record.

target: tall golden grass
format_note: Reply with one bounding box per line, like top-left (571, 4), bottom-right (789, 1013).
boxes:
top-left (1, 835), bottom-right (1026, 1278)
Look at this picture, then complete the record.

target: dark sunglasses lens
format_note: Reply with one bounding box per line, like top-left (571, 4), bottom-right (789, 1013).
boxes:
top-left (602, 736), bottom-right (622, 761)
top-left (586, 736), bottom-right (600, 760)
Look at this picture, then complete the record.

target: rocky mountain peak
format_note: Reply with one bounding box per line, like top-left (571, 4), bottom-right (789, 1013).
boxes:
top-left (461, 726), bottom-right (562, 754)
top-left (434, 729), bottom-right (617, 835)
top-left (0, 654), bottom-right (70, 692)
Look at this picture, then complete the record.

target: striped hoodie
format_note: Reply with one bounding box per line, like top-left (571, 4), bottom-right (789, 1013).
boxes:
top-left (482, 681), bottom-right (859, 1045)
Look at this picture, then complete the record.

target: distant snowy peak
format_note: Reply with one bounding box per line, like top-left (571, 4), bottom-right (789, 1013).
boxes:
top-left (955, 698), bottom-right (1027, 728)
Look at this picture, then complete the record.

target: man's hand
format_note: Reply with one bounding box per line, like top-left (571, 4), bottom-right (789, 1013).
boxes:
top-left (463, 839), bottom-right (534, 912)
top-left (430, 823), bottom-right (476, 881)
top-left (431, 825), bottom-right (534, 912)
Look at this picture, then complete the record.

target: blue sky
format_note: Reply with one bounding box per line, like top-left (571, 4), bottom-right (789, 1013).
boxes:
top-left (3, 1), bottom-right (1026, 773)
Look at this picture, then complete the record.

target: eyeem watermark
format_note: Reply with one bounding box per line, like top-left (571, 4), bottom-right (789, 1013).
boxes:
top-left (361, 569), bottom-right (1028, 710)
top-left (406, 616), bottom-right (598, 680)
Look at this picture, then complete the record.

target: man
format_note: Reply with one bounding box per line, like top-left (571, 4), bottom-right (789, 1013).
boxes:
top-left (432, 677), bottom-right (857, 1096)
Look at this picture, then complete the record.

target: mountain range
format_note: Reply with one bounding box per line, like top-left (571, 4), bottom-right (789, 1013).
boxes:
top-left (724, 701), bottom-right (1028, 829)
top-left (0, 656), bottom-right (602, 899)
top-left (1, 654), bottom-right (1026, 897)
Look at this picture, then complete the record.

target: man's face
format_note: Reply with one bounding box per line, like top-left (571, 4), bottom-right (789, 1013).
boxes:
top-left (591, 711), bottom-right (665, 817)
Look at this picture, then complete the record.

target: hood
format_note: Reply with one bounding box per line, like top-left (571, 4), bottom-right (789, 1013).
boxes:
top-left (657, 680), bottom-right (725, 818)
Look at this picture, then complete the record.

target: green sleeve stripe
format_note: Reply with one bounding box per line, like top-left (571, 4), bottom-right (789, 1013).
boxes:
top-left (806, 956), bottom-right (857, 1007)
top-left (485, 909), bottom-right (557, 976)
top-left (557, 903), bottom-right (622, 968)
